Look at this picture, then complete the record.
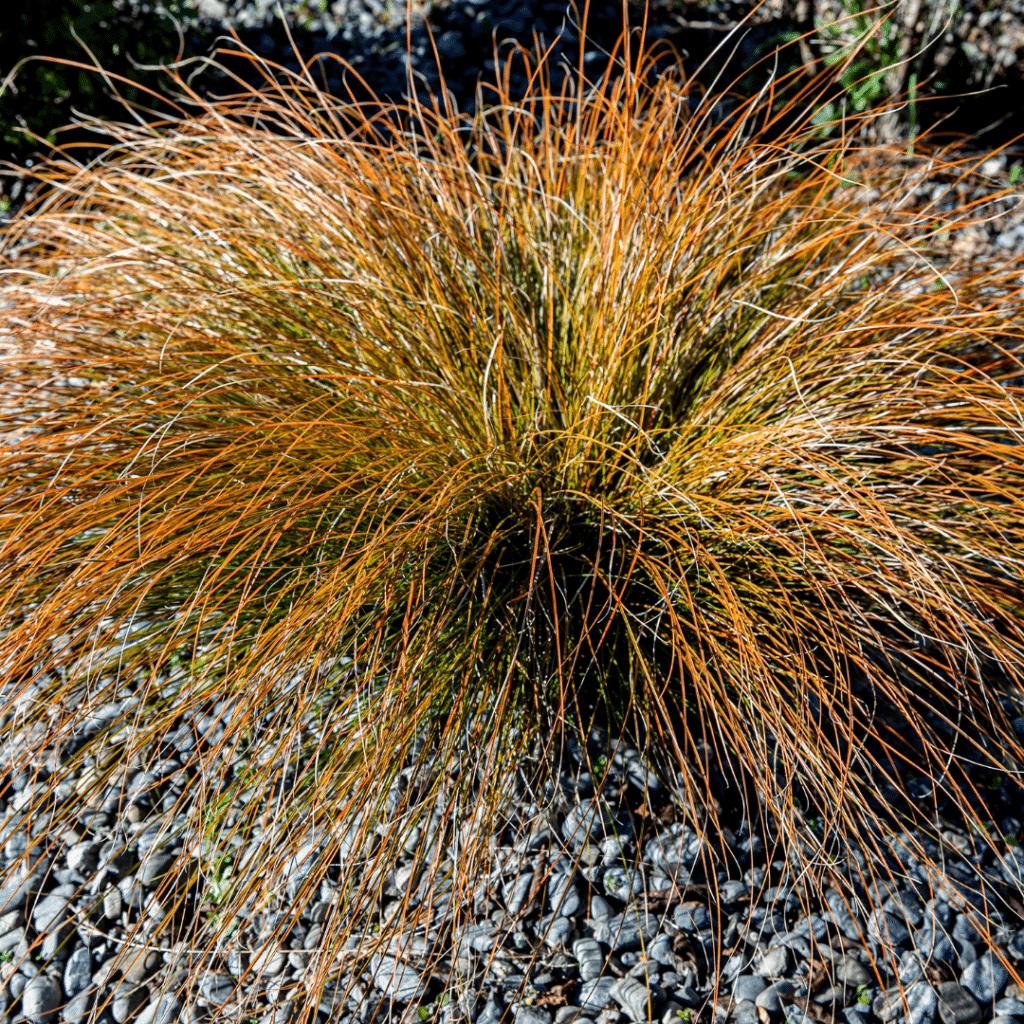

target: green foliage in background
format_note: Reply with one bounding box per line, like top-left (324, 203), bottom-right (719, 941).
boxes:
top-left (818, 0), bottom-right (903, 112)
top-left (0, 0), bottom-right (211, 163)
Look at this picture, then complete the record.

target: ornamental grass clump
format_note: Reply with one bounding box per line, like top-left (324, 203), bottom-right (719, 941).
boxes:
top-left (2, 15), bottom-right (1024, 1022)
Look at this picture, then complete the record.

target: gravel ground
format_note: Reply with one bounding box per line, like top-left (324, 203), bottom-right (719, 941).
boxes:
top-left (2, 702), bottom-right (1024, 1024)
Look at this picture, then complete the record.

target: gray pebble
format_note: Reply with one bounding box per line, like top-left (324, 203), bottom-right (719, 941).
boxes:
top-left (3, 829), bottom-right (28, 860)
top-left (60, 989), bottom-right (94, 1023)
top-left (599, 836), bottom-right (633, 865)
top-left (459, 922), bottom-right (497, 953)
top-left (138, 852), bottom-right (173, 887)
top-left (0, 907), bottom-right (23, 932)
top-left (780, 1001), bottom-right (815, 1024)
top-left (121, 947), bottom-right (159, 986)
top-left (824, 890), bottom-right (865, 943)
top-left (40, 929), bottom-right (67, 964)
top-left (730, 1004), bottom-right (762, 1024)
top-left (505, 873), bottom-right (533, 915)
top-left (675, 984), bottom-right (704, 1009)
top-left (868, 910), bottom-right (911, 947)
top-left (903, 982), bottom-right (940, 1024)
top-left (753, 946), bottom-right (791, 978)
top-left (136, 996), bottom-right (184, 1024)
top-left (478, 997), bottom-right (505, 1024)
top-left (579, 977), bottom-right (617, 1011)
top-left (720, 881), bottom-right (750, 903)
top-left (920, 933), bottom-right (977, 973)
top-left (370, 953), bottom-right (425, 1002)
top-left (112, 983), bottom-right (148, 1024)
top-left (198, 970), bottom-right (235, 1004)
top-left (756, 981), bottom-right (799, 1013)
top-left (898, 950), bottom-right (928, 985)
top-left (791, 914), bottom-right (829, 942)
top-left (952, 915), bottom-right (987, 946)
top-left (960, 951), bottom-right (1010, 1003)
top-left (103, 887), bottom-right (123, 920)
top-left (599, 909), bottom-right (660, 953)
top-left (515, 1009), bottom-right (553, 1024)
top-left (63, 947), bottom-right (91, 997)
top-left (394, 863), bottom-right (418, 893)
top-left (561, 802), bottom-right (634, 850)
top-left (733, 976), bottom-right (767, 1003)
top-left (574, 938), bottom-right (605, 981)
top-left (21, 973), bottom-right (61, 1024)
top-left (541, 914), bottom-right (572, 948)
top-left (926, 900), bottom-right (954, 933)
top-left (32, 893), bottom-right (70, 933)
top-left (882, 891), bottom-right (924, 929)
top-left (603, 866), bottom-right (645, 900)
top-left (126, 771), bottom-right (156, 799)
top-left (287, 950), bottom-right (310, 970)
top-left (65, 841), bottom-right (98, 876)
top-left (226, 950), bottom-right (248, 978)
top-left (550, 878), bottom-right (582, 918)
top-left (555, 1009), bottom-right (593, 1024)
top-left (0, 926), bottom-right (26, 954)
top-left (649, 935), bottom-right (674, 968)
top-left (251, 946), bottom-right (286, 976)
top-left (611, 975), bottom-right (660, 1022)
top-left (834, 956), bottom-right (872, 987)
top-left (673, 904), bottom-right (710, 932)
top-left (0, 869), bottom-right (43, 911)
top-left (937, 983), bottom-right (984, 1024)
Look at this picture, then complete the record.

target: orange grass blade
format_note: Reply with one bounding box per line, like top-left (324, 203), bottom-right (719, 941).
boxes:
top-left (1, 20), bottom-right (1023, 1024)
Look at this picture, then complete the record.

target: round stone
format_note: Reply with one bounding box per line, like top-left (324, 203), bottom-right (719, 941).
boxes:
top-left (435, 30), bottom-right (466, 59)
top-left (62, 946), bottom-right (91, 997)
top-left (578, 977), bottom-right (616, 1012)
top-left (937, 982), bottom-right (984, 1024)
top-left (753, 946), bottom-right (791, 979)
top-left (21, 974), bottom-right (61, 1024)
top-left (112, 983), bottom-right (149, 1024)
top-left (961, 951), bottom-right (1010, 1004)
top-left (561, 802), bottom-right (634, 850)
top-left (370, 954), bottom-right (424, 1002)
top-left (573, 938), bottom-right (605, 981)
top-left (198, 971), bottom-right (235, 1004)
top-left (733, 976), bottom-right (767, 1003)
top-left (868, 910), bottom-right (911, 947)
top-left (137, 995), bottom-right (184, 1024)
top-left (65, 841), bottom-right (98, 876)
top-left (756, 981), bottom-right (799, 1013)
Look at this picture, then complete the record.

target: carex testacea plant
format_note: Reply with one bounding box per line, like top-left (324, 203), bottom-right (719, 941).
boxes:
top-left (2, 5), bottom-right (1024, 1022)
